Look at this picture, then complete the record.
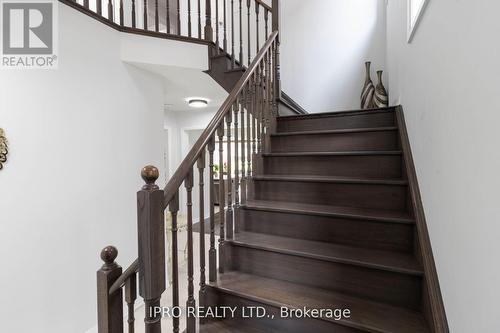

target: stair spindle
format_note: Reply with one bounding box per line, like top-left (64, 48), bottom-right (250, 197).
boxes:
top-left (251, 72), bottom-right (257, 156)
top-left (234, 99), bottom-right (240, 211)
top-left (225, 112), bottom-right (234, 240)
top-left (274, 39), bottom-right (282, 110)
top-left (255, 2), bottom-right (260, 53)
top-left (177, 0), bottom-right (181, 34)
top-left (230, 0), bottom-right (235, 68)
top-left (188, 0), bottom-right (192, 37)
top-left (143, 0), bottom-right (147, 29)
top-left (215, 0), bottom-right (220, 53)
top-left (107, 0), bottom-right (113, 21)
top-left (197, 152), bottom-right (207, 323)
top-left (205, 0), bottom-right (213, 41)
top-left (184, 168), bottom-right (196, 333)
top-left (131, 0), bottom-right (136, 28)
top-left (155, 0), bottom-right (159, 32)
top-left (223, 0), bottom-right (227, 52)
top-left (240, 91), bottom-right (247, 205)
top-left (125, 272), bottom-right (137, 333)
top-left (119, 0), bottom-right (124, 26)
top-left (208, 136), bottom-right (217, 282)
top-left (259, 62), bottom-right (265, 149)
top-left (246, 0), bottom-right (251, 66)
top-left (217, 122), bottom-right (226, 273)
top-left (264, 8), bottom-right (269, 39)
top-left (198, 0), bottom-right (202, 38)
top-left (166, 0), bottom-right (170, 33)
top-left (256, 66), bottom-right (262, 154)
top-left (97, 0), bottom-right (101, 16)
top-left (84, 0), bottom-right (89, 9)
top-left (239, 0), bottom-right (243, 66)
top-left (169, 191), bottom-right (180, 333)
top-left (246, 82), bottom-right (252, 182)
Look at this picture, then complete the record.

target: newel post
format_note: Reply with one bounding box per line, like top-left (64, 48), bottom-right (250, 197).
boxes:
top-left (137, 166), bottom-right (166, 333)
top-left (97, 246), bottom-right (124, 333)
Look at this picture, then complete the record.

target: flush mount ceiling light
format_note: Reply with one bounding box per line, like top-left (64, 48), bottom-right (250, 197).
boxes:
top-left (187, 98), bottom-right (209, 108)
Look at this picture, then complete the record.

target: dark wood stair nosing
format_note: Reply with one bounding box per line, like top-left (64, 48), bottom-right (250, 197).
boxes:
top-left (252, 175), bottom-right (408, 186)
top-left (272, 126), bottom-right (398, 137)
top-left (240, 203), bottom-right (415, 225)
top-left (277, 106), bottom-right (396, 121)
top-left (228, 237), bottom-right (423, 276)
top-left (262, 150), bottom-right (403, 157)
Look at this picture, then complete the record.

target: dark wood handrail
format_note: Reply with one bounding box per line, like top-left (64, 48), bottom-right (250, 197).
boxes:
top-left (255, 0), bottom-right (272, 12)
top-left (161, 31), bottom-right (279, 208)
top-left (109, 259), bottom-right (139, 295)
top-left (107, 32), bottom-right (279, 296)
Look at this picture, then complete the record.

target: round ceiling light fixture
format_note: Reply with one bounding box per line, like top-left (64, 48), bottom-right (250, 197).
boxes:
top-left (188, 98), bottom-right (209, 108)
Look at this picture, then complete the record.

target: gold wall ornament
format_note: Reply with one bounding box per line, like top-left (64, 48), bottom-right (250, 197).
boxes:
top-left (0, 128), bottom-right (8, 170)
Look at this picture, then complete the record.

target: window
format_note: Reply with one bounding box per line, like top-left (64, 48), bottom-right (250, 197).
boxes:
top-left (407, 0), bottom-right (429, 42)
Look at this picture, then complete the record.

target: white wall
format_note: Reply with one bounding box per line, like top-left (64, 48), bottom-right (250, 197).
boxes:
top-left (281, 0), bottom-right (387, 113)
top-left (0, 4), bottom-right (165, 333)
top-left (164, 109), bottom-right (217, 222)
top-left (386, 1), bottom-right (500, 332)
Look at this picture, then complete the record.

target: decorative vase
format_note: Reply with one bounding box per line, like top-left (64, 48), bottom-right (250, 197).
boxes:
top-left (361, 62), bottom-right (375, 109)
top-left (0, 128), bottom-right (8, 170)
top-left (374, 70), bottom-right (389, 108)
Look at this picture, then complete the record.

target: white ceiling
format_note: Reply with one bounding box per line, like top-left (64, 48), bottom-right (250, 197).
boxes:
top-left (128, 62), bottom-right (228, 112)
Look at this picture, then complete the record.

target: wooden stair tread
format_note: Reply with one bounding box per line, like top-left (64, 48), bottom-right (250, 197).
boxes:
top-left (272, 126), bottom-right (398, 137)
top-left (211, 271), bottom-right (430, 333)
top-left (199, 320), bottom-right (273, 333)
top-left (231, 231), bottom-right (422, 275)
top-left (277, 107), bottom-right (395, 120)
top-left (243, 200), bottom-right (414, 223)
top-left (263, 150), bottom-right (403, 157)
top-left (252, 174), bottom-right (408, 185)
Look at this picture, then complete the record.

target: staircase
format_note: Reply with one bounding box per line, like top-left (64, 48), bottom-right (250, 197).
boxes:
top-left (199, 108), bottom-right (438, 333)
top-left (90, 0), bottom-right (448, 331)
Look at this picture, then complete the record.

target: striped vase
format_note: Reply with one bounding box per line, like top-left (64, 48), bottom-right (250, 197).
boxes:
top-left (361, 62), bottom-right (375, 109)
top-left (374, 70), bottom-right (389, 108)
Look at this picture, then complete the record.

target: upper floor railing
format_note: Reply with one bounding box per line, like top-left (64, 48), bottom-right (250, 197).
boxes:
top-left (95, 0), bottom-right (281, 330)
top-left (63, 0), bottom-right (276, 68)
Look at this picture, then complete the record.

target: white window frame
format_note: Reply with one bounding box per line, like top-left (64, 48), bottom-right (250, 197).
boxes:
top-left (407, 0), bottom-right (429, 43)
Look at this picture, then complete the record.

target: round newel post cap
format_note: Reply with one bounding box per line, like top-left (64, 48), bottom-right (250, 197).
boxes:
top-left (100, 245), bottom-right (118, 264)
top-left (141, 165), bottom-right (159, 189)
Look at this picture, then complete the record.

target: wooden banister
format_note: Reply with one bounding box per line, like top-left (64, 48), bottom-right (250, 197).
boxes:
top-left (161, 31), bottom-right (279, 209)
top-left (60, 0), bottom-right (275, 72)
top-left (97, 246), bottom-right (123, 333)
top-left (137, 166), bottom-right (165, 333)
top-left (96, 4), bottom-right (281, 332)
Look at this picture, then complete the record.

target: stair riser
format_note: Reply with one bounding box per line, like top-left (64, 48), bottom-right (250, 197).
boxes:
top-left (228, 245), bottom-right (422, 310)
top-left (263, 154), bottom-right (402, 178)
top-left (239, 208), bottom-right (414, 252)
top-left (205, 287), bottom-right (363, 333)
top-left (251, 180), bottom-right (408, 210)
top-left (271, 130), bottom-right (398, 152)
top-left (210, 54), bottom-right (232, 72)
top-left (278, 111), bottom-right (395, 132)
